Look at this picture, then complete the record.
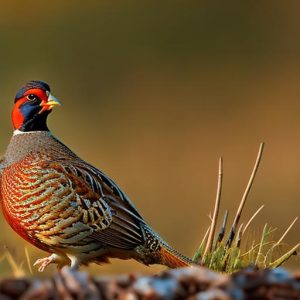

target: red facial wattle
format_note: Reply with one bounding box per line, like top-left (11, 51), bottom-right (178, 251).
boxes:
top-left (11, 98), bottom-right (26, 130)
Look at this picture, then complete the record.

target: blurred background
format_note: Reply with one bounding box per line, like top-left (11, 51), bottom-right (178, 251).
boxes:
top-left (0, 0), bottom-right (299, 277)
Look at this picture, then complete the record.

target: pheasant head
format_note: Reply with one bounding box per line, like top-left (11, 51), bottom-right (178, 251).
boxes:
top-left (12, 80), bottom-right (61, 132)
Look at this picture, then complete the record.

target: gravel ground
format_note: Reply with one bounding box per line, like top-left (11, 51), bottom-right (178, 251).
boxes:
top-left (0, 266), bottom-right (299, 300)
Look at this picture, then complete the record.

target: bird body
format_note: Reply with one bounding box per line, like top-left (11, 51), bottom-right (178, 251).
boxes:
top-left (0, 81), bottom-right (192, 271)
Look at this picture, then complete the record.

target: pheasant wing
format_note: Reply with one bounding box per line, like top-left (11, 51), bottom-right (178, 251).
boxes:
top-left (61, 161), bottom-right (145, 250)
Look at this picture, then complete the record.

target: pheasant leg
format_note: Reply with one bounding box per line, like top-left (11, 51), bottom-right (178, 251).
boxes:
top-left (33, 253), bottom-right (67, 272)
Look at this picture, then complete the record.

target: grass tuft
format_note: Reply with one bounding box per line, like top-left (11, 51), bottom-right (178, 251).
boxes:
top-left (193, 143), bottom-right (299, 273)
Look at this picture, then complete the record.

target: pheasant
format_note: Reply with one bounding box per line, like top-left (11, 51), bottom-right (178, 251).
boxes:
top-left (0, 80), bottom-right (192, 272)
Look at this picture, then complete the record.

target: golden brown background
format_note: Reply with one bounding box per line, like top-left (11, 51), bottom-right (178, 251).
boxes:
top-left (0, 1), bottom-right (299, 277)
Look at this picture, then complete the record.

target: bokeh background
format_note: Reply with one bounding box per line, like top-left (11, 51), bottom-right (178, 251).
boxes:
top-left (0, 1), bottom-right (299, 277)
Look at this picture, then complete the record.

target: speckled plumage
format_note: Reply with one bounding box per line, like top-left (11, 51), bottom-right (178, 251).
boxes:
top-left (0, 81), bottom-right (192, 271)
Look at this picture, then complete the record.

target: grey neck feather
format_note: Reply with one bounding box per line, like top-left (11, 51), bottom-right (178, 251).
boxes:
top-left (2, 131), bottom-right (77, 168)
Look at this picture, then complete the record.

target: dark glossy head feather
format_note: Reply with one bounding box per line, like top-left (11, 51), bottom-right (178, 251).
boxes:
top-left (15, 81), bottom-right (50, 102)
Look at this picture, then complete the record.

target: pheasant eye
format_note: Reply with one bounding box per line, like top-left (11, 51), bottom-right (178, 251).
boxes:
top-left (26, 94), bottom-right (37, 101)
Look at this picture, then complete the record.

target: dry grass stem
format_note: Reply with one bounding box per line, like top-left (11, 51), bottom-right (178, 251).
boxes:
top-left (5, 251), bottom-right (25, 278)
top-left (25, 247), bottom-right (33, 275)
top-left (202, 157), bottom-right (223, 262)
top-left (275, 217), bottom-right (298, 247)
top-left (193, 226), bottom-right (210, 262)
top-left (242, 205), bottom-right (264, 236)
top-left (226, 142), bottom-right (265, 248)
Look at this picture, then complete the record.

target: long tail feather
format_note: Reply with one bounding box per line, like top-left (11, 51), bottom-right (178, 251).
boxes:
top-left (159, 245), bottom-right (193, 268)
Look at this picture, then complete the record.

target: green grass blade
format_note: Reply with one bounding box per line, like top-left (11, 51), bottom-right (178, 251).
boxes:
top-left (269, 243), bottom-right (300, 268)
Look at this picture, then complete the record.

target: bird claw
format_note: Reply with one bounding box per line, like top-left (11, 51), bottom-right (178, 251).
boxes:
top-left (33, 255), bottom-right (54, 272)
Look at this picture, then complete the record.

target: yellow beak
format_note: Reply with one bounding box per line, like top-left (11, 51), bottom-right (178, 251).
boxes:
top-left (46, 92), bottom-right (61, 109)
top-left (39, 92), bottom-right (61, 114)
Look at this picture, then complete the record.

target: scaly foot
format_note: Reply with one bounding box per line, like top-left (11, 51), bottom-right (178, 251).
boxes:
top-left (33, 253), bottom-right (61, 272)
